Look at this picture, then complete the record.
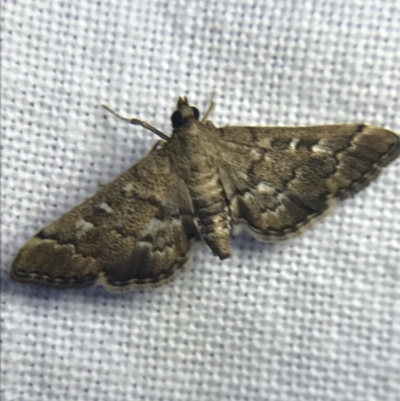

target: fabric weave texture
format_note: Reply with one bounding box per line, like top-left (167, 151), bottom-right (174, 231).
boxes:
top-left (1, 1), bottom-right (399, 400)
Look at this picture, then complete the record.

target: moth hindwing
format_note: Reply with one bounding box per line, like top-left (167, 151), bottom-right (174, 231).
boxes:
top-left (10, 97), bottom-right (400, 291)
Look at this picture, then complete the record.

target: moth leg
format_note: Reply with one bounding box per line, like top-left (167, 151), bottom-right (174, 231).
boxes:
top-left (101, 103), bottom-right (170, 141)
top-left (150, 140), bottom-right (167, 151)
top-left (205, 121), bottom-right (217, 129)
top-left (201, 100), bottom-right (216, 123)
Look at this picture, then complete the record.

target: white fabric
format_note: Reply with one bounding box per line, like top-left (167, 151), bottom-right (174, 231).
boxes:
top-left (1, 1), bottom-right (399, 400)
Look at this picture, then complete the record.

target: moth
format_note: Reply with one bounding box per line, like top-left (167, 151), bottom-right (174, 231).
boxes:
top-left (10, 97), bottom-right (400, 291)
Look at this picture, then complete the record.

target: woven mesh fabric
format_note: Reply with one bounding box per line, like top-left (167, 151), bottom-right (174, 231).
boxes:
top-left (1, 1), bottom-right (399, 400)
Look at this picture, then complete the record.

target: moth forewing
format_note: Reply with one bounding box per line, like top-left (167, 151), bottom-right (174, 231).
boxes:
top-left (10, 97), bottom-right (400, 291)
top-left (216, 124), bottom-right (400, 242)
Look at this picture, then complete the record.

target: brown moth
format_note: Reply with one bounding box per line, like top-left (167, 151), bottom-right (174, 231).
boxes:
top-left (10, 97), bottom-right (400, 291)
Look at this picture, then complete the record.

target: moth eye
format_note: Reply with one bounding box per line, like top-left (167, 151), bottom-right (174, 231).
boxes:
top-left (192, 107), bottom-right (200, 120)
top-left (171, 110), bottom-right (184, 128)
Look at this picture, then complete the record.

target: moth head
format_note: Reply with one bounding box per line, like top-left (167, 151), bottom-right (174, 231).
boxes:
top-left (171, 97), bottom-right (200, 129)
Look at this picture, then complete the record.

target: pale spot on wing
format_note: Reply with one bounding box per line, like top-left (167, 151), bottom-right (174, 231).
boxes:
top-left (249, 148), bottom-right (263, 161)
top-left (171, 218), bottom-right (182, 226)
top-left (312, 140), bottom-right (332, 153)
top-left (98, 202), bottom-right (113, 213)
top-left (239, 171), bottom-right (249, 180)
top-left (243, 192), bottom-right (253, 202)
top-left (75, 219), bottom-right (94, 238)
top-left (256, 182), bottom-right (276, 195)
top-left (135, 241), bottom-right (173, 257)
top-left (140, 217), bottom-right (182, 238)
top-left (271, 193), bottom-right (290, 215)
top-left (289, 138), bottom-right (300, 150)
top-left (123, 182), bottom-right (135, 194)
top-left (258, 137), bottom-right (272, 148)
top-left (141, 217), bottom-right (163, 236)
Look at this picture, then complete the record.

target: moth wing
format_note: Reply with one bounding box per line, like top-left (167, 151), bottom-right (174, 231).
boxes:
top-left (10, 145), bottom-right (198, 291)
top-left (214, 124), bottom-right (400, 240)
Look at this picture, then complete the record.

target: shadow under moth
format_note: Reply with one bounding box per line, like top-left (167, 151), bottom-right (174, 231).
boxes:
top-left (10, 97), bottom-right (400, 291)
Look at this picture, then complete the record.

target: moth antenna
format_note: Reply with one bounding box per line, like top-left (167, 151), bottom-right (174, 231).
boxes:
top-left (101, 103), bottom-right (170, 141)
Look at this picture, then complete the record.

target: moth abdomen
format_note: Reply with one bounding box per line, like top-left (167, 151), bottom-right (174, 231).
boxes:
top-left (194, 205), bottom-right (231, 259)
top-left (188, 175), bottom-right (231, 259)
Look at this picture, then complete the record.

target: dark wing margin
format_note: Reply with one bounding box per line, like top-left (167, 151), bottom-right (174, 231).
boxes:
top-left (216, 124), bottom-right (400, 241)
top-left (10, 145), bottom-right (198, 291)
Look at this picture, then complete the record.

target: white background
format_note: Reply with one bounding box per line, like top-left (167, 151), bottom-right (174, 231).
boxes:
top-left (1, 1), bottom-right (399, 400)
